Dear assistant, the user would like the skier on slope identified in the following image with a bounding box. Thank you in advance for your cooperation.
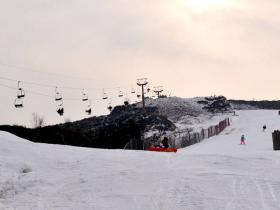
[263,125,267,132]
[240,134,246,145]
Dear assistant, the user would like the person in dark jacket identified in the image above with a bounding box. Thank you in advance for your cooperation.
[240,134,246,145]
[263,125,267,132]
[161,137,169,149]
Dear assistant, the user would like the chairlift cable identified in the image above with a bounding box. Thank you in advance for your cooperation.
[0,75,133,91]
[0,82,98,101]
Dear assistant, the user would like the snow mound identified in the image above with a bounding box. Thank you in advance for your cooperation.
[145,97,208,121]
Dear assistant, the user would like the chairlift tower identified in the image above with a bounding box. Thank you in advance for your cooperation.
[153,86,163,98]
[137,78,148,112]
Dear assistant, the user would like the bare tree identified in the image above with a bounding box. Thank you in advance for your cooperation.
[32,113,45,128]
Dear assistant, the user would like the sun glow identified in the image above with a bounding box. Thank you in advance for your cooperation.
[182,0,234,12]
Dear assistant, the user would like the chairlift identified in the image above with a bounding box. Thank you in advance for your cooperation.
[108,102,113,112]
[82,89,88,101]
[124,98,129,106]
[147,86,151,93]
[118,90,123,98]
[124,101,129,106]
[137,92,141,98]
[17,81,25,98]
[131,88,136,94]
[57,105,64,116]
[102,91,108,100]
[85,101,92,115]
[56,100,64,116]
[85,106,92,115]
[55,87,63,101]
[14,98,23,108]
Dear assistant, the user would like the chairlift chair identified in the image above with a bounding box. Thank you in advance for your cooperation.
[124,101,129,106]
[85,106,92,115]
[118,91,123,98]
[56,100,64,116]
[85,100,92,115]
[17,88,25,98]
[17,81,25,98]
[102,89,108,100]
[57,108,64,116]
[102,92,108,100]
[55,87,63,101]
[131,88,136,94]
[57,106,64,116]
[14,98,23,108]
[147,86,151,93]
[82,89,88,101]
[108,102,113,112]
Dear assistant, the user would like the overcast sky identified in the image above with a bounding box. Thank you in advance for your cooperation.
[0,0,279,126]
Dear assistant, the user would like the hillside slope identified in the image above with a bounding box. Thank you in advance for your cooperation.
[144,96,231,133]
[1,110,280,210]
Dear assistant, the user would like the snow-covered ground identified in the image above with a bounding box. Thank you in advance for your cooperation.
[1,110,280,210]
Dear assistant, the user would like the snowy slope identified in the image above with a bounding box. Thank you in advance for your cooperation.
[1,110,280,210]
[143,97,231,132]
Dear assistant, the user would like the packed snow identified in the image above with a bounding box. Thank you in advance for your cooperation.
[1,110,280,210]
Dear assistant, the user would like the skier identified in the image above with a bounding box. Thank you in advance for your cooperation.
[161,137,169,149]
[263,125,267,132]
[240,134,246,145]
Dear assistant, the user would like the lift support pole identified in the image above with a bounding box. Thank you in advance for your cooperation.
[137,78,148,112]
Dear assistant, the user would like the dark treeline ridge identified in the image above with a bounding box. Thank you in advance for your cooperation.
[0,105,175,149]
[229,100,280,110]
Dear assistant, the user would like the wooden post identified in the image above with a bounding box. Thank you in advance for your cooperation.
[272,130,280,150]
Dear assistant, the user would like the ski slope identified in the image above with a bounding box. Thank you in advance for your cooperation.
[1,110,280,210]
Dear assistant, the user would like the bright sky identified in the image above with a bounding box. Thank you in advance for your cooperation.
[0,0,279,126]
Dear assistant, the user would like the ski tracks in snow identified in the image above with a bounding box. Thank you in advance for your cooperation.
[225,173,280,210]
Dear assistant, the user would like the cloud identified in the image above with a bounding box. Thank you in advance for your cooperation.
[0,0,280,125]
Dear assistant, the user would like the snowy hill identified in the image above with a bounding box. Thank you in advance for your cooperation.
[145,97,209,121]
[0,96,231,150]
[1,110,280,210]
[143,96,231,132]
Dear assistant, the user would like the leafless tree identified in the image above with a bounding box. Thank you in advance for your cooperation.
[32,113,45,128]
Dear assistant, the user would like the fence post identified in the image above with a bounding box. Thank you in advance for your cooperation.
[272,130,280,150]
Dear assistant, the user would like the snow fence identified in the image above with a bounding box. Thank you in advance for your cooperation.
[125,118,230,150]
[175,118,230,149]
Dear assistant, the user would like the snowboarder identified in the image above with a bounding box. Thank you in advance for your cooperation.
[263,125,267,132]
[240,134,246,145]
[161,137,169,149]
